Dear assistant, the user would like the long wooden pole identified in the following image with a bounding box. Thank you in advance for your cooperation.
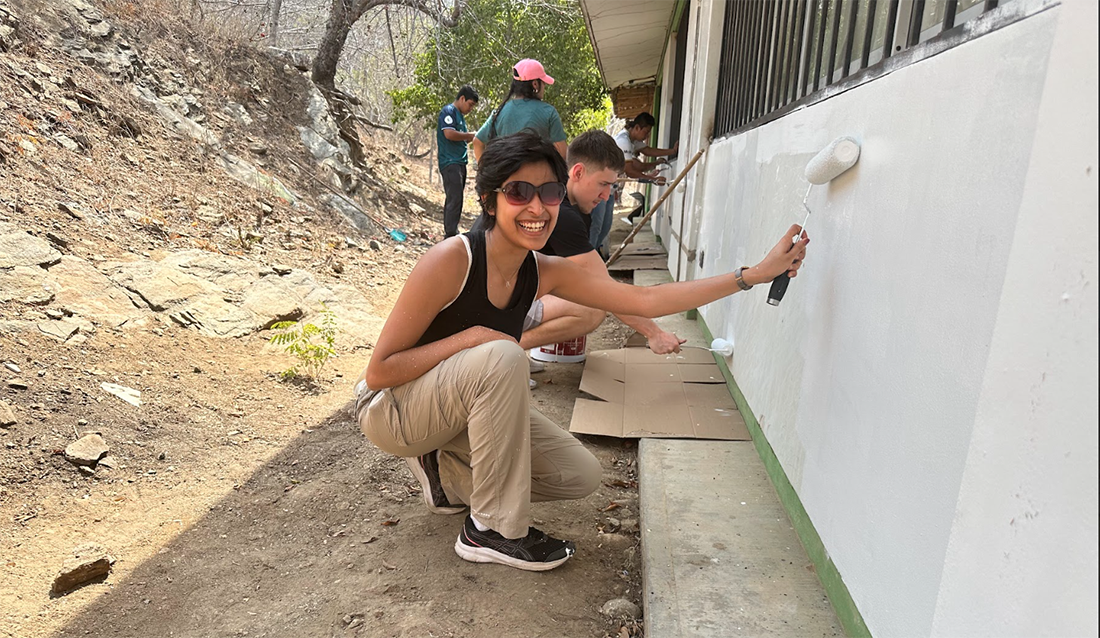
[605,147,706,266]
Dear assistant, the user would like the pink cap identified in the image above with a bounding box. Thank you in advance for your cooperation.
[513,59,554,85]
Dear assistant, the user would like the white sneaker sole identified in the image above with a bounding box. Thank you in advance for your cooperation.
[405,457,466,515]
[454,536,572,571]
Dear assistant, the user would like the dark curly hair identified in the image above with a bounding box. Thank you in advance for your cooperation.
[474,131,568,230]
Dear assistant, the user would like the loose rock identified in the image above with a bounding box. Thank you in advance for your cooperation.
[51,544,114,595]
[0,401,15,427]
[101,382,141,407]
[600,598,641,619]
[65,433,109,466]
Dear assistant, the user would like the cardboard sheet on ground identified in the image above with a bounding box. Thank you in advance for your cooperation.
[569,348,750,440]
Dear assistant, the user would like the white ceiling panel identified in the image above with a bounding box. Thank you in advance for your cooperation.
[580,0,677,89]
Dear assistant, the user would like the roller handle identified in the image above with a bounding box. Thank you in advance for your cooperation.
[767,272,791,306]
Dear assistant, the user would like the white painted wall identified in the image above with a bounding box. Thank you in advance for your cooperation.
[666,3,1098,636]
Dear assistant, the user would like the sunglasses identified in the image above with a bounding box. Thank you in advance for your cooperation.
[494,181,567,206]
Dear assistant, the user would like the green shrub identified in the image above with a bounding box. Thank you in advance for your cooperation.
[269,307,337,381]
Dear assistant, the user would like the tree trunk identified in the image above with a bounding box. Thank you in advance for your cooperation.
[268,0,284,47]
[311,0,364,90]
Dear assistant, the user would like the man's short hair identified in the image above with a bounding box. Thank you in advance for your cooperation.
[456,85,479,103]
[567,130,624,173]
[628,112,655,129]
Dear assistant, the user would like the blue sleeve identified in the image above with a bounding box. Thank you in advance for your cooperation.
[438,106,457,131]
[475,115,492,143]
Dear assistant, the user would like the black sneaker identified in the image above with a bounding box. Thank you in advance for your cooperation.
[405,452,466,515]
[454,515,576,571]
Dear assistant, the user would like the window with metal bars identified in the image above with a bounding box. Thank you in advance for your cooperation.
[713,0,1006,137]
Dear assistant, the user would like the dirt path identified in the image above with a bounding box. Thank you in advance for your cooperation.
[2,265,644,638]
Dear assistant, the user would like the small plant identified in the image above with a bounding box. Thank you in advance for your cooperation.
[269,307,337,382]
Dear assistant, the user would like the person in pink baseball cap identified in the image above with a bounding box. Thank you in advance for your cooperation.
[473,58,568,162]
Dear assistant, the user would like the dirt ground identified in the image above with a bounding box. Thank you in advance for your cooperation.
[1,2,649,633]
[2,307,644,638]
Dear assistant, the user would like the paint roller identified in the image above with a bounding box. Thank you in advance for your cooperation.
[767,136,861,306]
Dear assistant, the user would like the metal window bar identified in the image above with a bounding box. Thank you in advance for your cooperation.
[753,0,777,121]
[771,0,794,112]
[788,0,810,104]
[907,0,926,47]
[801,0,820,95]
[942,0,959,29]
[783,0,809,106]
[730,0,756,128]
[713,0,1005,136]
[881,0,900,58]
[734,0,752,127]
[812,0,831,91]
[861,0,879,67]
[841,0,860,77]
[826,0,844,85]
[716,0,736,135]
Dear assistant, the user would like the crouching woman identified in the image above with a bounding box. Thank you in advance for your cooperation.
[357,131,808,572]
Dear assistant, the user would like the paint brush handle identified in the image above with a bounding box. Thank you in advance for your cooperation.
[767,272,791,306]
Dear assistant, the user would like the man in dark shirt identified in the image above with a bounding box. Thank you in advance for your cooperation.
[437,85,479,238]
[519,131,685,355]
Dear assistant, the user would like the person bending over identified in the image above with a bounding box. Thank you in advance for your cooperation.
[355,131,808,572]
[516,130,687,356]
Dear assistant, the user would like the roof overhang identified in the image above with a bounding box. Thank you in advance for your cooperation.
[580,0,678,91]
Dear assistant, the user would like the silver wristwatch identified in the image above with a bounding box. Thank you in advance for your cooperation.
[734,266,753,291]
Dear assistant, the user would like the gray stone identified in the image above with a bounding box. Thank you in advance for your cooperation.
[0,265,55,304]
[37,318,81,342]
[0,222,62,268]
[45,308,65,320]
[0,401,15,427]
[49,256,139,328]
[241,278,302,328]
[55,134,80,152]
[369,240,381,251]
[88,20,112,38]
[600,598,641,619]
[101,382,140,407]
[57,201,84,220]
[3,363,19,373]
[51,543,113,594]
[98,455,118,468]
[108,261,218,311]
[65,433,109,466]
[7,378,28,389]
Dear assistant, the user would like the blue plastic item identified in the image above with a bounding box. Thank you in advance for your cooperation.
[387,229,407,242]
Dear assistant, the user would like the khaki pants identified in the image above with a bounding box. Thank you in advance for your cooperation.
[358,340,602,539]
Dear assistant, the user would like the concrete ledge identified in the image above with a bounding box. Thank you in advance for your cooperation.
[632,271,843,637]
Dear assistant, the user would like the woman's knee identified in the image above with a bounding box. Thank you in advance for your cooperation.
[467,339,527,380]
[564,447,603,498]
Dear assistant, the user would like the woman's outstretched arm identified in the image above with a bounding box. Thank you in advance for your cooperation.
[365,239,516,390]
[539,225,809,318]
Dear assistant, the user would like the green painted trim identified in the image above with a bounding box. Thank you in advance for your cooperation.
[698,316,873,638]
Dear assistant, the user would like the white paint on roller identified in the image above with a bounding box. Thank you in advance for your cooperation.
[804,136,862,185]
[708,338,734,357]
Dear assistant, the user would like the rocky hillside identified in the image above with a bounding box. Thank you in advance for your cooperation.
[2,1,450,628]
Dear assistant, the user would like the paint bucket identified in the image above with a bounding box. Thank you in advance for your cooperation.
[530,335,587,363]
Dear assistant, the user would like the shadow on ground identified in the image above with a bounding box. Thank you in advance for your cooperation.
[50,399,636,638]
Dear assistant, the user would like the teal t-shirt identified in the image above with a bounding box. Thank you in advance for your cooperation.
[437,103,468,169]
[475,99,567,145]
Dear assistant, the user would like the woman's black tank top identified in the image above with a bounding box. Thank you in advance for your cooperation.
[414,230,539,347]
